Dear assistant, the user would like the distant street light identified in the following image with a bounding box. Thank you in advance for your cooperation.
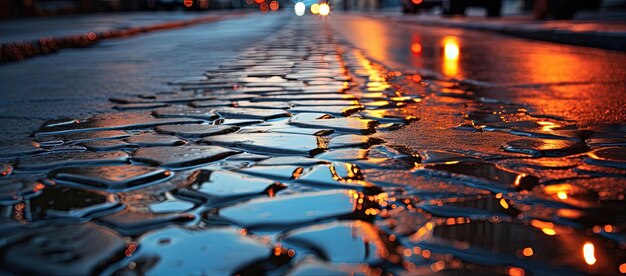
[319,3,330,15]
[310,3,320,14]
[294,2,306,16]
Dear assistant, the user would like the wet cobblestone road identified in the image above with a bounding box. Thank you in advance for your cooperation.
[1,16,625,275]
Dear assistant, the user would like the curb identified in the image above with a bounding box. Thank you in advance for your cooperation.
[0,12,247,64]
[387,15,626,52]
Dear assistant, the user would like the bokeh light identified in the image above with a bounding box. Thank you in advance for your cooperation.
[269,0,279,10]
[443,36,460,60]
[310,3,320,14]
[583,242,597,265]
[260,3,269,12]
[410,42,422,54]
[319,3,330,16]
[294,2,305,16]
[442,36,460,77]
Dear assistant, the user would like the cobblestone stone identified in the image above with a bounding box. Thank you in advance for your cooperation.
[0,16,625,276]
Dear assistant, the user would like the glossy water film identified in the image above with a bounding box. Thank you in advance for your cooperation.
[0,16,625,276]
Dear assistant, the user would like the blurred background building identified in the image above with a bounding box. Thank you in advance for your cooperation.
[0,0,625,19]
[0,0,259,18]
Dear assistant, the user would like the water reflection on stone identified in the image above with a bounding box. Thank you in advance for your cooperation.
[0,16,625,276]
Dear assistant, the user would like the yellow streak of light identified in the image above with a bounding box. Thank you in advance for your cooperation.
[531,220,557,235]
[442,36,460,77]
[500,199,510,209]
[443,37,460,60]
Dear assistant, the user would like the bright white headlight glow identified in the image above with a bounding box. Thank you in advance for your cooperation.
[319,3,330,16]
[294,2,305,16]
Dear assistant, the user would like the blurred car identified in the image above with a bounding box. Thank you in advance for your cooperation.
[528,0,604,20]
[402,0,442,14]
[140,0,178,10]
[442,0,502,17]
[545,0,584,19]
[182,0,230,10]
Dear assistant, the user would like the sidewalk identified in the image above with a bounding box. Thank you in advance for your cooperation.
[368,10,626,51]
[0,11,247,63]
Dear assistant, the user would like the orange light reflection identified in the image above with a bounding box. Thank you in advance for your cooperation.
[442,36,460,78]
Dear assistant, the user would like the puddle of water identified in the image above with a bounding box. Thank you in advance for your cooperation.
[503,138,588,157]
[410,219,626,275]
[98,209,194,236]
[417,161,540,192]
[421,196,520,220]
[155,124,238,138]
[179,170,285,199]
[81,139,137,151]
[286,258,373,275]
[125,132,186,147]
[280,220,401,264]
[219,190,365,229]
[153,106,219,121]
[215,107,291,121]
[49,165,172,192]
[585,147,626,169]
[0,223,126,275]
[295,162,381,193]
[16,151,129,171]
[28,183,121,220]
[202,133,327,157]
[117,227,283,275]
[35,112,203,135]
[131,145,240,168]
[0,178,40,205]
[189,100,232,108]
[328,134,384,149]
[289,105,363,117]
[239,165,305,181]
[288,117,379,135]
[35,130,131,146]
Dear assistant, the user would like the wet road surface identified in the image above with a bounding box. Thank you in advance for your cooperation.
[1,11,626,275]
[0,13,288,141]
[332,14,626,124]
[0,11,237,44]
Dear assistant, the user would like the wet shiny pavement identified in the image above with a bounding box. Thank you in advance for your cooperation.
[333,14,626,125]
[1,13,626,276]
